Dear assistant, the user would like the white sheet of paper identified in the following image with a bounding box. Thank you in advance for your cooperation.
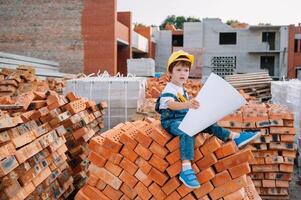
[179,73,247,136]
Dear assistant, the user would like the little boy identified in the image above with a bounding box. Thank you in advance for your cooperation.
[156,50,260,189]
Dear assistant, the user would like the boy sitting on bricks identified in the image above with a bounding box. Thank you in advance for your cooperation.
[155,50,260,189]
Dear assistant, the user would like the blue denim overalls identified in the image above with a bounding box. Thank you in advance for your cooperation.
[157,91,231,161]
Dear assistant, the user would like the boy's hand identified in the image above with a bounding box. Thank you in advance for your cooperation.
[186,98,200,109]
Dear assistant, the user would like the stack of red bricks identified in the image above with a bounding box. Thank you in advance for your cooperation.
[0,66,69,97]
[46,77,66,94]
[75,118,261,200]
[218,102,296,200]
[0,91,105,199]
[146,74,202,98]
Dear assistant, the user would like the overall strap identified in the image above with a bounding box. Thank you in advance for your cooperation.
[160,92,179,101]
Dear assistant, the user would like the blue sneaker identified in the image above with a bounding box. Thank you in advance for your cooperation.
[234,131,260,148]
[179,169,200,189]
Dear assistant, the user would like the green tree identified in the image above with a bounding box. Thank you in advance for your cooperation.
[160,15,200,30]
[226,19,240,26]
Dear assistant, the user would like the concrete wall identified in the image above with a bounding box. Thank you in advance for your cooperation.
[154,30,172,72]
[0,0,84,73]
[184,22,203,48]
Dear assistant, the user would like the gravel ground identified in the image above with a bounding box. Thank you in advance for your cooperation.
[289,166,301,200]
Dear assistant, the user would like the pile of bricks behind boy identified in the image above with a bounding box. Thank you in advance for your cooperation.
[0,90,105,200]
[0,66,65,97]
[218,102,296,200]
[75,117,262,200]
[145,74,202,98]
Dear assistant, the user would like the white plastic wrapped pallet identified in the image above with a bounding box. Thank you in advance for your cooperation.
[63,73,146,130]
[127,58,155,77]
[271,80,301,182]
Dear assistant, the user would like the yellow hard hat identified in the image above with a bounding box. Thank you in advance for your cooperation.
[167,50,194,72]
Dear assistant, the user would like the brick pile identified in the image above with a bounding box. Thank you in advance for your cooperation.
[0,66,67,97]
[0,91,105,200]
[218,102,296,200]
[146,74,202,98]
[75,118,261,200]
[46,77,66,94]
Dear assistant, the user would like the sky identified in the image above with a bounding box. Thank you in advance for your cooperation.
[117,0,301,26]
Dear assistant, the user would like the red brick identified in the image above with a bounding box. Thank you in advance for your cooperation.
[88,136,113,159]
[280,134,295,142]
[134,169,152,187]
[87,174,99,187]
[89,164,122,190]
[134,182,152,200]
[166,137,180,152]
[120,133,138,149]
[165,191,181,200]
[223,188,246,200]
[200,136,221,156]
[88,151,106,168]
[0,156,19,177]
[134,144,152,161]
[282,150,296,158]
[279,163,294,172]
[148,182,167,200]
[103,131,123,153]
[120,158,138,175]
[276,180,289,187]
[209,175,248,200]
[105,160,123,176]
[249,172,264,180]
[119,170,138,188]
[121,146,138,162]
[108,153,123,165]
[0,142,16,160]
[103,185,123,200]
[149,141,169,159]
[262,180,276,187]
[176,184,193,197]
[182,194,196,200]
[96,179,107,191]
[149,167,168,186]
[194,148,204,161]
[264,172,292,181]
[135,127,153,148]
[81,185,110,200]
[196,167,215,184]
[193,181,214,199]
[252,164,279,172]
[214,149,254,172]
[149,154,169,172]
[214,141,238,159]
[75,190,90,200]
[135,157,152,174]
[64,99,86,114]
[149,124,171,146]
[228,162,251,179]
[211,170,232,187]
[166,160,182,178]
[166,149,180,165]
[196,153,217,170]
[120,183,137,199]
[194,134,206,148]
[162,177,181,195]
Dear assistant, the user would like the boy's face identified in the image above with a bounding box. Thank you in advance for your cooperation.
[170,63,190,85]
